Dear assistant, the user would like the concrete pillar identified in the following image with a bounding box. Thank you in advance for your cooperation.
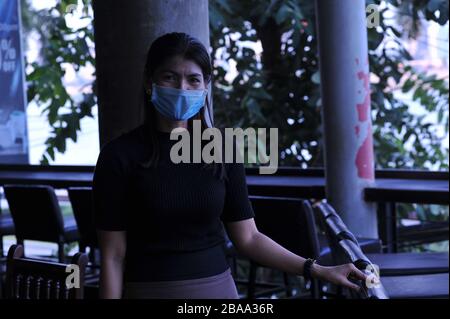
[93,0,211,147]
[315,0,378,237]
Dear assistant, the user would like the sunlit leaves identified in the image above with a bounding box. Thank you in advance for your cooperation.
[21,0,96,165]
[210,0,448,171]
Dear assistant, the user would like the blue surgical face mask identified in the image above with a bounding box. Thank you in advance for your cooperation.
[151,84,207,121]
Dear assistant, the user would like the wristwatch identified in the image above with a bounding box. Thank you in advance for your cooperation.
[303,258,316,281]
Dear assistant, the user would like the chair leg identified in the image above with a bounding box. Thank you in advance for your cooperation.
[336,285,343,298]
[247,262,257,299]
[0,235,4,257]
[283,272,292,297]
[311,278,321,299]
[58,242,65,263]
[88,247,96,265]
[228,255,239,278]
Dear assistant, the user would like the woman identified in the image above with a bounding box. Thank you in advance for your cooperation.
[93,32,366,299]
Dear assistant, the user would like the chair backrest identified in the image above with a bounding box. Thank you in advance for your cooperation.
[67,187,97,249]
[6,245,88,299]
[314,201,390,299]
[4,185,65,243]
[249,196,321,259]
[325,215,359,244]
[315,201,338,220]
[314,201,361,261]
[313,202,344,264]
[338,239,371,269]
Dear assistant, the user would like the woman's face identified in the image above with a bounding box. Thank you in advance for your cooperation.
[152,55,207,91]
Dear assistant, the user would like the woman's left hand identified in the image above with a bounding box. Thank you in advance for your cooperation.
[312,263,368,292]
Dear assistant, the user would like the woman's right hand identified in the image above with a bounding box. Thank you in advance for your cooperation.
[312,263,368,292]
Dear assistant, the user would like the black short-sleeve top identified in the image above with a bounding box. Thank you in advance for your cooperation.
[93,123,255,282]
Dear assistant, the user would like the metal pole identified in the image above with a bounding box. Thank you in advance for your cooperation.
[93,0,210,147]
[315,0,378,237]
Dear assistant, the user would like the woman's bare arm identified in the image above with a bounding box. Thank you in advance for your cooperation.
[98,230,127,299]
[225,218,366,291]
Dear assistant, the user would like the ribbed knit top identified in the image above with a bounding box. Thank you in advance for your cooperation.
[93,123,255,282]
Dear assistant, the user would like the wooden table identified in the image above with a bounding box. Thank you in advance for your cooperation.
[1,166,447,204]
[1,165,448,252]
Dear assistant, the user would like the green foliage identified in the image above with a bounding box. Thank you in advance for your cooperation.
[210,0,321,167]
[385,0,449,37]
[209,0,449,170]
[369,0,449,170]
[21,0,95,164]
[21,0,448,170]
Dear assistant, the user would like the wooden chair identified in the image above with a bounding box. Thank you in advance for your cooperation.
[3,184,80,262]
[5,245,88,299]
[314,201,382,254]
[314,201,449,298]
[67,187,98,261]
[0,190,15,257]
[0,191,15,298]
[244,196,321,299]
[338,239,449,299]
[66,187,100,296]
[316,201,449,276]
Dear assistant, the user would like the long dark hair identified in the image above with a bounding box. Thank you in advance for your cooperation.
[140,32,226,181]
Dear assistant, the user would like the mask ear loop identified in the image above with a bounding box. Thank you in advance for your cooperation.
[204,82,214,128]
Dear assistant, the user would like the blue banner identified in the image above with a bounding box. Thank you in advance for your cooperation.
[0,0,28,163]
